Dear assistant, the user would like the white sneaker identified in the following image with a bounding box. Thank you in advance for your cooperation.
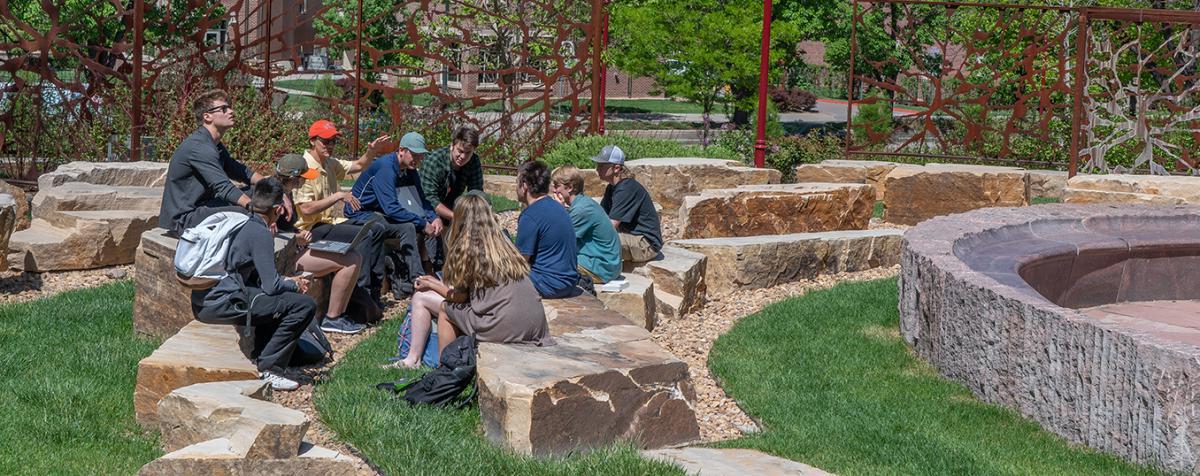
[260,370,299,391]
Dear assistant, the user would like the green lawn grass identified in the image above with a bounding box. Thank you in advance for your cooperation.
[312,318,683,475]
[489,193,520,213]
[606,99,705,114]
[1031,196,1061,205]
[872,201,885,219]
[0,281,162,475]
[708,278,1158,475]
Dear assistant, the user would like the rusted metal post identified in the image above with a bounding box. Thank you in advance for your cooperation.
[588,0,604,134]
[264,0,272,98]
[132,0,144,162]
[599,0,609,136]
[845,0,860,159]
[1069,9,1089,178]
[352,0,363,157]
[753,0,772,168]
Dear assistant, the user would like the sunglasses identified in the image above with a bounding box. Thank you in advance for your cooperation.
[318,137,338,146]
[205,104,232,114]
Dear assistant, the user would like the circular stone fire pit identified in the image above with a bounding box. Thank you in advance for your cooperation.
[899,204,1200,473]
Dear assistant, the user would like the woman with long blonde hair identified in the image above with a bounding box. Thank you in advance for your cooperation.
[398,192,551,367]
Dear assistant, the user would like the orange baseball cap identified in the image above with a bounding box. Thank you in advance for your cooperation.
[308,119,340,140]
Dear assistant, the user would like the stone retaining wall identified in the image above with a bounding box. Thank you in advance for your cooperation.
[678,183,873,239]
[1064,174,1200,205]
[899,204,1200,473]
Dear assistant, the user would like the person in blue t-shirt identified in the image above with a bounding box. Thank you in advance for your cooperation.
[550,165,621,284]
[344,132,443,298]
[514,160,580,299]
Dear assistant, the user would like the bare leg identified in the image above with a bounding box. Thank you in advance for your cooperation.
[296,250,361,318]
[437,302,460,353]
[402,290,443,367]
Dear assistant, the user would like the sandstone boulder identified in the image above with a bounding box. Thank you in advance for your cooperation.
[595,273,656,330]
[1063,174,1200,205]
[31,182,161,214]
[794,159,907,197]
[623,158,780,212]
[0,194,14,269]
[9,211,158,271]
[645,246,706,317]
[38,160,168,189]
[0,180,30,230]
[477,294,699,456]
[882,164,1028,225]
[139,440,372,476]
[484,174,518,201]
[134,228,298,339]
[135,321,259,428]
[1027,170,1068,199]
[672,229,904,297]
[679,183,874,239]
[158,380,308,459]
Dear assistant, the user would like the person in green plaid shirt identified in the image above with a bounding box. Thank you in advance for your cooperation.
[419,125,484,269]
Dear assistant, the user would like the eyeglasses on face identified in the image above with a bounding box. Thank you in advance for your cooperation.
[318,137,338,146]
[205,104,232,114]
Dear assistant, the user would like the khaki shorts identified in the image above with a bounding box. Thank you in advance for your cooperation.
[619,232,658,263]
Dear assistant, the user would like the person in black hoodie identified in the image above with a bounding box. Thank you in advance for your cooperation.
[192,178,314,391]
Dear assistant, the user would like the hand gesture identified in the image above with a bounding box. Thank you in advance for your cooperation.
[424,218,444,237]
[340,191,362,212]
[291,275,311,293]
[550,191,566,207]
[366,135,395,158]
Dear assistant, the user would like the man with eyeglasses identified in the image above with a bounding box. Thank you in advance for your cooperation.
[289,119,395,321]
[160,89,266,235]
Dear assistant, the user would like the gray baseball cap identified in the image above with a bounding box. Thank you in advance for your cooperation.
[398,131,428,154]
[590,145,626,165]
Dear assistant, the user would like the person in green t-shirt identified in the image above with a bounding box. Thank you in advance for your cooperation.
[550,165,622,283]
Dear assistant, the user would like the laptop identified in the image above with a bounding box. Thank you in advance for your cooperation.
[395,184,426,216]
[308,216,380,254]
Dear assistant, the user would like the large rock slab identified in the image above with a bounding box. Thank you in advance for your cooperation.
[158,380,308,459]
[134,321,259,428]
[679,183,874,239]
[477,294,699,456]
[38,160,168,189]
[1027,170,1068,199]
[624,158,780,212]
[139,440,372,476]
[0,194,14,269]
[1063,174,1200,205]
[882,164,1029,225]
[644,447,832,475]
[484,174,518,201]
[794,159,908,197]
[0,180,30,230]
[31,182,162,214]
[672,229,904,297]
[645,246,706,317]
[595,273,656,330]
[134,228,297,339]
[8,211,158,271]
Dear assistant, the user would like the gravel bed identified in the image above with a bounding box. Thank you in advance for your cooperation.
[0,265,133,304]
[651,265,901,442]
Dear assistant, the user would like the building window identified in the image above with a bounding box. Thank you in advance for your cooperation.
[205,20,229,52]
[477,46,504,87]
[445,43,461,84]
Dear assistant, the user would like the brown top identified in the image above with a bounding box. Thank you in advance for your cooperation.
[444,276,553,346]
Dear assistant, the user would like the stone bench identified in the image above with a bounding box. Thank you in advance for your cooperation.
[1063,174,1200,205]
[477,294,700,456]
[672,229,904,297]
[796,159,1067,201]
[678,183,874,239]
[134,321,260,428]
[882,164,1030,225]
[140,380,369,475]
[595,273,656,330]
[134,228,298,339]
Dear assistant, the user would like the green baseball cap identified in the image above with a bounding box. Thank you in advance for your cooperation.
[398,132,428,154]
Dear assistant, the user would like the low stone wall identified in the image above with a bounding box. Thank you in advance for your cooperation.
[672,229,903,298]
[477,294,699,455]
[627,158,780,212]
[899,204,1200,473]
[134,228,297,339]
[37,160,168,189]
[795,160,1067,201]
[1063,174,1200,205]
[678,183,873,239]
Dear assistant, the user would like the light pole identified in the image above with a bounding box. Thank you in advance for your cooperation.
[753,0,772,169]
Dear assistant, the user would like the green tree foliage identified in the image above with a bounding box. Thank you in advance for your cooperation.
[608,0,797,143]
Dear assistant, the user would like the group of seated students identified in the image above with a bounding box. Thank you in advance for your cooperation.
[164,90,662,390]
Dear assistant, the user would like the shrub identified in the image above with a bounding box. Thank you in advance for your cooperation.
[850,94,894,145]
[538,134,736,170]
[770,86,817,112]
[768,132,844,182]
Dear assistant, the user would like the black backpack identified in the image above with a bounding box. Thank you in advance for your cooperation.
[377,335,477,408]
[291,317,333,366]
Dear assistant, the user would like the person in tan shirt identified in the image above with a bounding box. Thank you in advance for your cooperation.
[291,119,394,323]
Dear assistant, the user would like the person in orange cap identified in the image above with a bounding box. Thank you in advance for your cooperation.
[292,120,394,326]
